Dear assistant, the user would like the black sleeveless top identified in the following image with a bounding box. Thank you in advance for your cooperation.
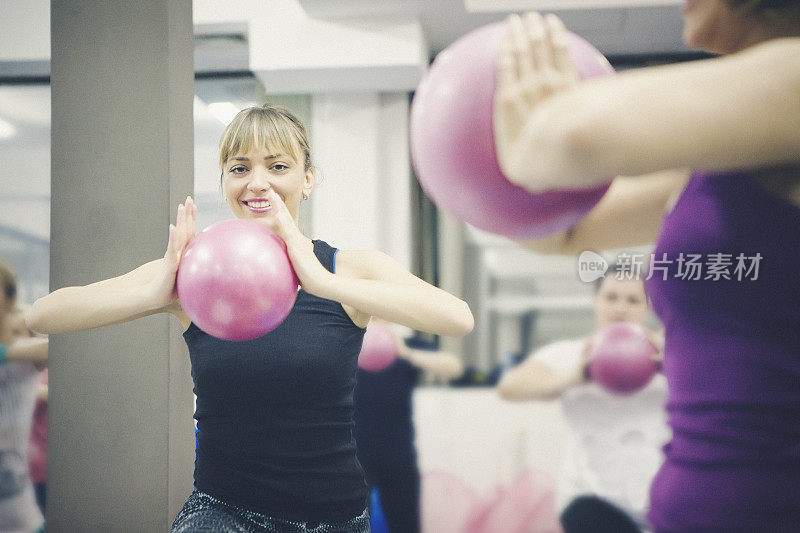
[184,239,369,522]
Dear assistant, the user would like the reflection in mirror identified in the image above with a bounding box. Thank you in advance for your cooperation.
[0,82,50,532]
[0,8,697,529]
[0,84,50,304]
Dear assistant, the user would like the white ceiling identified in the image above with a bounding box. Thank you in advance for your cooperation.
[298,0,692,57]
[0,0,696,244]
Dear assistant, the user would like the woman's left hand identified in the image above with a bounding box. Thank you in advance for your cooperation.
[494,12,579,191]
[263,189,331,294]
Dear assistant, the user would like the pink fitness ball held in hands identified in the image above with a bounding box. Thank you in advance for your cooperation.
[177,219,299,341]
[410,22,614,239]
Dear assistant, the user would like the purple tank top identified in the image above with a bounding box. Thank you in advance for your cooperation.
[645,170,800,532]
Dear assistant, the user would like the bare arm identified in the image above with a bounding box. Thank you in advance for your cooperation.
[497,15,800,191]
[322,249,474,337]
[517,169,689,255]
[5,337,49,365]
[497,348,585,401]
[398,341,464,381]
[26,260,170,334]
[26,198,197,334]
[262,189,474,337]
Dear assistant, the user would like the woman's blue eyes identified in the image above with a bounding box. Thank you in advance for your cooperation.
[228,164,289,174]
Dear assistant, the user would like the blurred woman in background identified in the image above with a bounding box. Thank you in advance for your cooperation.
[0,261,48,533]
[498,266,668,532]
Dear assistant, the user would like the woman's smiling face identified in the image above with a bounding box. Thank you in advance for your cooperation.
[222,143,313,223]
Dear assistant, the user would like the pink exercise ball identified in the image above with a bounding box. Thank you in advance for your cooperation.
[177,219,299,341]
[358,321,398,372]
[587,322,659,395]
[409,22,614,239]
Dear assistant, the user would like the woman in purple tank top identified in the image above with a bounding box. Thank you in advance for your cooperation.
[492,2,800,532]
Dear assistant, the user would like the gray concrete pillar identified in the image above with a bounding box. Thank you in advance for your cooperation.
[49,1,194,530]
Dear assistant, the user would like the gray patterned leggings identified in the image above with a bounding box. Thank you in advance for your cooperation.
[171,490,370,533]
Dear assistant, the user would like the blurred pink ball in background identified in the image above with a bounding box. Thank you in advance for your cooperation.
[588,322,659,395]
[358,320,398,372]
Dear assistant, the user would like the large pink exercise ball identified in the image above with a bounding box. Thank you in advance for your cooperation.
[176,219,299,341]
[409,22,614,239]
[587,322,659,395]
[358,320,398,372]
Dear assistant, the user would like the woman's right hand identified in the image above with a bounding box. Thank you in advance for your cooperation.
[26,196,198,335]
[261,189,332,296]
[147,196,197,308]
[494,12,580,191]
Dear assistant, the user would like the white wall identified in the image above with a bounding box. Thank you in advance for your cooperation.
[310,92,412,269]
[0,0,50,62]
[415,388,566,495]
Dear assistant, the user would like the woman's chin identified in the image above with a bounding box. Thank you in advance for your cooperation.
[239,207,273,218]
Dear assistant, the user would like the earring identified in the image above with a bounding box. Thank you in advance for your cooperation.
[302,192,310,201]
